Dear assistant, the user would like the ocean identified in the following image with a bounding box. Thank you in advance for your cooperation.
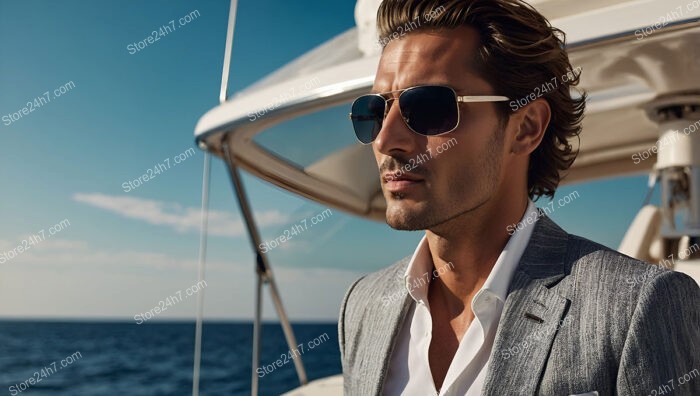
[0,321,341,395]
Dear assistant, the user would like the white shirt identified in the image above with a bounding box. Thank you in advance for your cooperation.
[383,200,539,396]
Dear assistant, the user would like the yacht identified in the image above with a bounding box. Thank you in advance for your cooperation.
[191,0,700,393]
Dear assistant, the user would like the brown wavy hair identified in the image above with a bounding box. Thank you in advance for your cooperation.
[377,0,586,199]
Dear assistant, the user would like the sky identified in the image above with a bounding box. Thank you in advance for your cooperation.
[0,0,659,322]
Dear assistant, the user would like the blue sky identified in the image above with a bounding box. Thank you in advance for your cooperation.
[0,0,657,321]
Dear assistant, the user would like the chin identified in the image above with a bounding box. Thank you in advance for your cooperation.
[385,201,434,231]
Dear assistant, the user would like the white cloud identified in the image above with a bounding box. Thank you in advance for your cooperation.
[72,193,290,237]
[1,237,230,272]
[0,237,364,321]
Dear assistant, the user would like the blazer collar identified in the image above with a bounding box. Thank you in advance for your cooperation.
[482,214,571,395]
[516,211,569,284]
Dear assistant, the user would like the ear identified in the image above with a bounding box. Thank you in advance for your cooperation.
[509,98,551,156]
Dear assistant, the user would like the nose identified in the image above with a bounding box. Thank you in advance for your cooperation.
[373,98,419,156]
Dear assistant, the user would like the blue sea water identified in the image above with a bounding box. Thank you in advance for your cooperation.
[0,321,341,395]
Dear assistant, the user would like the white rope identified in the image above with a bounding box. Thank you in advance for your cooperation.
[192,152,211,396]
[193,0,238,392]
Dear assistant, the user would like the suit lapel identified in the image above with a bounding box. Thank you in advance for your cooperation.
[362,267,414,396]
[482,215,572,395]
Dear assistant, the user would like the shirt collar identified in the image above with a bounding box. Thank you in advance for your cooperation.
[404,234,433,306]
[479,199,539,305]
[402,200,539,309]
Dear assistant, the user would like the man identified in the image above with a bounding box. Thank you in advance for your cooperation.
[339,0,700,395]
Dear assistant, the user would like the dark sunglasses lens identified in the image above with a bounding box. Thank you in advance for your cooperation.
[399,86,458,135]
[351,95,385,143]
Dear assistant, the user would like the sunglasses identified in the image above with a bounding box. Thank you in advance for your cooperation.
[349,85,509,144]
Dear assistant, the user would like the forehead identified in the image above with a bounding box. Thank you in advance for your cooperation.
[373,26,489,93]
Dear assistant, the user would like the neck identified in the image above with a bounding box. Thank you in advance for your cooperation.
[425,195,529,313]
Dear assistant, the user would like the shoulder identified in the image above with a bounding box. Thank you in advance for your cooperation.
[566,233,652,276]
[556,229,699,329]
[338,256,412,364]
[564,232,696,292]
[527,216,698,320]
[520,215,666,291]
[341,255,410,314]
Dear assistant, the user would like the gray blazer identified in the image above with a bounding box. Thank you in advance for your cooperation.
[338,214,700,395]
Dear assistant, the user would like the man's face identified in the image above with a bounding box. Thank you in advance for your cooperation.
[372,26,508,231]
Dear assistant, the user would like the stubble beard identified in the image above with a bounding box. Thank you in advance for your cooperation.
[385,126,504,231]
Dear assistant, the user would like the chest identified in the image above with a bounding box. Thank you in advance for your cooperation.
[428,306,475,390]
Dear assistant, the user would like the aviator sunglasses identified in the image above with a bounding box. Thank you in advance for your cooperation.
[349,85,509,144]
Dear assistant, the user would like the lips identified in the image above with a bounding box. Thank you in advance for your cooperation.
[382,172,424,193]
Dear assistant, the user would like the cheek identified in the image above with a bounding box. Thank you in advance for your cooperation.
[423,146,471,191]
[427,137,472,170]
[372,147,383,167]
[425,130,500,183]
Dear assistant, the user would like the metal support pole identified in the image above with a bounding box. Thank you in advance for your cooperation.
[252,271,263,396]
[222,143,308,395]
